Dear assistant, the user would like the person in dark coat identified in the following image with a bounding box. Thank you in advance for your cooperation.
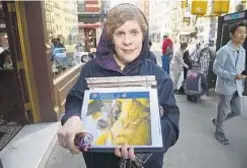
[58,3,179,168]
[177,50,192,94]
[183,50,192,79]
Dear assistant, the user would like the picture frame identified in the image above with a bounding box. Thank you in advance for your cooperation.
[80,86,163,153]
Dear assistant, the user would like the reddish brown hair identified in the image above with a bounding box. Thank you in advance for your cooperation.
[104,3,148,40]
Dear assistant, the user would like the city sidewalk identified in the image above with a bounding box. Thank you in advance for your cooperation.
[45,95,247,168]
[0,122,60,168]
[164,95,247,168]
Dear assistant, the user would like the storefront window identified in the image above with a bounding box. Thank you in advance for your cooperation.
[0,1,29,125]
[44,1,86,79]
[0,4,12,71]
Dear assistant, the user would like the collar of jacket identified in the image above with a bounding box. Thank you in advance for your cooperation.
[227,40,245,53]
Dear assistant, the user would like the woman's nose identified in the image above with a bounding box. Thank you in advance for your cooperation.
[123,35,132,45]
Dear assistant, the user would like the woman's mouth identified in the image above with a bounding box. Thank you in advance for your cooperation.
[123,49,134,53]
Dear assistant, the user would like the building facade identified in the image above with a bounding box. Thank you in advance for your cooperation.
[45,0,79,45]
[137,0,149,20]
[149,1,196,49]
[78,0,110,51]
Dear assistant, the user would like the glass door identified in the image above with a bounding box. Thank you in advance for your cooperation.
[0,1,30,124]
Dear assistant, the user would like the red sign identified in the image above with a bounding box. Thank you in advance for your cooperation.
[85,0,99,12]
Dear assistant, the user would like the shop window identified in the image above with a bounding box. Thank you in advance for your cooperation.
[44,2,83,79]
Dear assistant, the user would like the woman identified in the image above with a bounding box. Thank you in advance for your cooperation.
[58,3,179,168]
[170,42,189,93]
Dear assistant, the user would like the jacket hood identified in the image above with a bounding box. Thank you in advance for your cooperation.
[95,3,149,72]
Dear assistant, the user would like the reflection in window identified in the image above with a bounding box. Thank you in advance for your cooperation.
[44,1,86,78]
[0,4,12,71]
[0,49,13,70]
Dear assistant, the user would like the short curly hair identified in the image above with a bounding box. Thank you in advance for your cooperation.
[104,3,148,40]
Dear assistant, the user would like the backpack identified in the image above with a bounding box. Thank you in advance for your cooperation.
[165,43,173,56]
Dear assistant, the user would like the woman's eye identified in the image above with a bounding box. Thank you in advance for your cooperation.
[116,32,124,37]
[131,31,138,36]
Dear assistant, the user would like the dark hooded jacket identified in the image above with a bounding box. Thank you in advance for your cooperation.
[148,50,157,64]
[61,15,179,168]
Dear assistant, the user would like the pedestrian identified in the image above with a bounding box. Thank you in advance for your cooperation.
[184,63,208,103]
[162,34,173,74]
[170,42,189,93]
[183,50,193,79]
[177,49,193,94]
[148,39,157,64]
[191,42,201,63]
[57,37,65,48]
[212,22,247,145]
[197,44,215,78]
[58,3,179,168]
[0,49,12,70]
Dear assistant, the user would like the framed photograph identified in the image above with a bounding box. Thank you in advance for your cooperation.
[80,87,163,153]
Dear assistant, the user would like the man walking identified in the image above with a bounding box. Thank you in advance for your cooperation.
[212,22,247,145]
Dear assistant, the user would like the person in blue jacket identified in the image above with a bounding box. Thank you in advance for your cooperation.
[58,3,179,168]
[212,22,247,145]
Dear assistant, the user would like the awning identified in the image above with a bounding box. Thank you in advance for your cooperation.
[78,23,101,28]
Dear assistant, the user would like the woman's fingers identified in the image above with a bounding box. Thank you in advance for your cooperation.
[128,147,135,160]
[66,133,81,155]
[114,145,135,160]
[57,116,83,155]
[114,146,122,157]
[121,145,129,159]
[57,129,68,148]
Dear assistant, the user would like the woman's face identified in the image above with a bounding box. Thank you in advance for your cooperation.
[113,20,143,66]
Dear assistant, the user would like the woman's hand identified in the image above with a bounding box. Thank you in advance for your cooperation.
[114,145,136,160]
[58,116,83,155]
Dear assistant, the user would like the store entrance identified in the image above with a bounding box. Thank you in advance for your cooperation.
[0,1,30,150]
